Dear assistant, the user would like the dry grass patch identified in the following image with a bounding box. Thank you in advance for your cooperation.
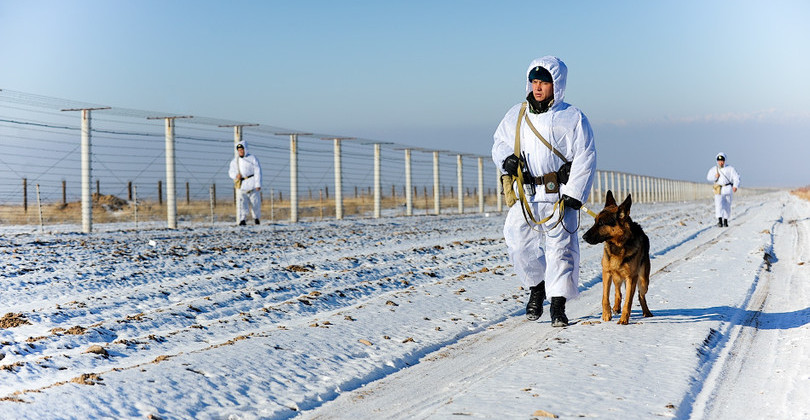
[1,192,502,226]
[791,186,810,202]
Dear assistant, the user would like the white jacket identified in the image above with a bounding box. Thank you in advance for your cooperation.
[706,165,740,195]
[492,56,597,204]
[229,141,262,192]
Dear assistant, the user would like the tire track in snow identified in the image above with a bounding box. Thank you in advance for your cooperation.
[687,195,810,419]
[295,196,778,419]
[0,217,510,399]
[671,198,783,419]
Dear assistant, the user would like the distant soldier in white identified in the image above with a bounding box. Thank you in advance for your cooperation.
[492,56,597,327]
[229,141,262,226]
[706,152,740,227]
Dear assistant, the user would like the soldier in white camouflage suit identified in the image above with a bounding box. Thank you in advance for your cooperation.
[492,56,597,327]
[229,141,262,226]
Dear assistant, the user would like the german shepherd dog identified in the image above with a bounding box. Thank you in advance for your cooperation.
[583,190,653,324]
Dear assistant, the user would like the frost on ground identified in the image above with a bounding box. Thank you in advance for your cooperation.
[0,192,808,419]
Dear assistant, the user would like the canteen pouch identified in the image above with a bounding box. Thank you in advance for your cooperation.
[713,184,722,195]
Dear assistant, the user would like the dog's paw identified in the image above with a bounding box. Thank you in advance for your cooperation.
[601,313,612,322]
[617,317,629,325]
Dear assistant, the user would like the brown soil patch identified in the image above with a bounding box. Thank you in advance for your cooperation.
[0,395,28,403]
[0,313,31,329]
[153,355,171,363]
[84,345,108,357]
[71,373,102,385]
[65,325,87,335]
[50,325,87,335]
[286,265,311,272]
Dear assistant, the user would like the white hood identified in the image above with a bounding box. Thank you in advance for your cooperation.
[525,56,567,109]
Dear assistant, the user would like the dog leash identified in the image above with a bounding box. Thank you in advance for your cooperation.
[581,204,597,219]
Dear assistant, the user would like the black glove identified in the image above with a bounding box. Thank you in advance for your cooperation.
[562,194,582,210]
[502,155,520,177]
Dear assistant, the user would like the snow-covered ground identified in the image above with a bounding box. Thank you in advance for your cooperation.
[1,191,808,419]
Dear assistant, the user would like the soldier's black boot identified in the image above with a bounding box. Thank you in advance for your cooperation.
[717,217,723,227]
[550,296,569,327]
[723,219,728,227]
[525,281,546,321]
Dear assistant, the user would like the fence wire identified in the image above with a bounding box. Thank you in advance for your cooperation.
[1,88,748,229]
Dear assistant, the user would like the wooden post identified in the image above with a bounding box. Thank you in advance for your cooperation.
[319,189,324,219]
[209,185,215,225]
[22,177,27,213]
[36,184,43,231]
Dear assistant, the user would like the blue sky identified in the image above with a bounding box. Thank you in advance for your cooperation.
[1,0,809,187]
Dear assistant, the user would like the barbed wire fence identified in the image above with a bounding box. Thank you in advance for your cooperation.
[0,89,748,233]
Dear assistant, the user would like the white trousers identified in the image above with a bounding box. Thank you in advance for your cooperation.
[713,193,732,219]
[237,189,262,222]
[503,202,581,300]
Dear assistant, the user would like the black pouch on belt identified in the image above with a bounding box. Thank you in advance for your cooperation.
[557,162,572,185]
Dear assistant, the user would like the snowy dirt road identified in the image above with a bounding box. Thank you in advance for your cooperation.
[1,192,807,419]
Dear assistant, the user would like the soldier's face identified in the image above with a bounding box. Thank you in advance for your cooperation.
[531,79,553,102]
[237,147,245,157]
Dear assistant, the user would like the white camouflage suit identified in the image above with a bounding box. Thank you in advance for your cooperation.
[228,141,262,223]
[491,56,597,300]
[706,152,741,220]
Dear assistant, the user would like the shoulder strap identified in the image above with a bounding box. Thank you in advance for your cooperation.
[523,112,569,163]
[513,102,527,157]
[716,165,730,184]
[512,102,557,226]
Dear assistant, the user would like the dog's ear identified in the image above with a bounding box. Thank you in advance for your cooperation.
[605,190,616,207]
[618,193,632,219]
